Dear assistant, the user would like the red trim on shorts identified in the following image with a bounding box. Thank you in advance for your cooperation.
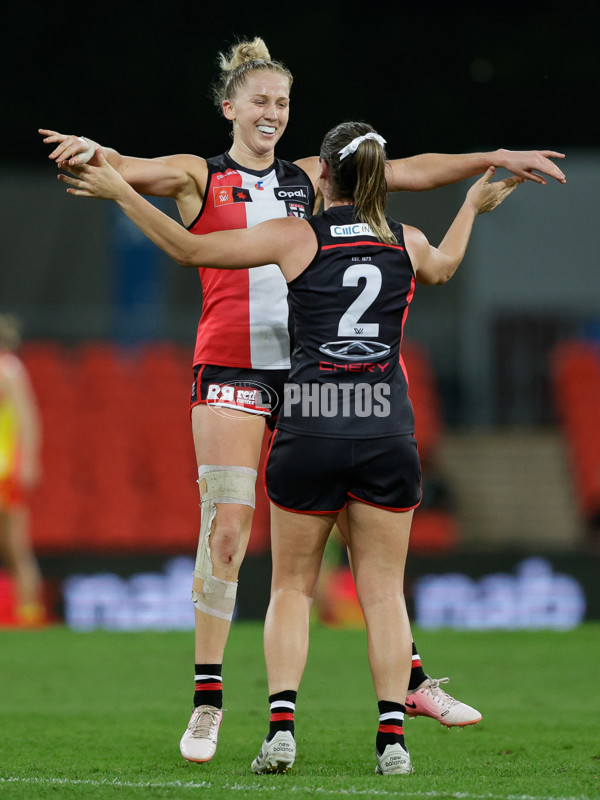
[266,428,420,515]
[267,496,346,515]
[190,364,206,416]
[346,491,422,513]
[190,398,205,415]
[378,724,404,735]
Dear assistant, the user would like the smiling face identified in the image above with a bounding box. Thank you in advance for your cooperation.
[223,70,290,162]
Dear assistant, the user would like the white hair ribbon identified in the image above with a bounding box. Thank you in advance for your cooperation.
[338,132,387,160]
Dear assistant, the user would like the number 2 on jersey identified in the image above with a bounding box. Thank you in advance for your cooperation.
[337,263,381,337]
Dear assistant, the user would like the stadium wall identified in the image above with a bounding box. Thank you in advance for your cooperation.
[3,151,599,424]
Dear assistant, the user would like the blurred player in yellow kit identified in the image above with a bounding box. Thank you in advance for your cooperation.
[0,314,45,625]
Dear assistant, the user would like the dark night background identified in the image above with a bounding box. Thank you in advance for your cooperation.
[6,1,597,167]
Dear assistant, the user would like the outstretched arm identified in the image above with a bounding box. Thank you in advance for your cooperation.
[406,166,522,284]
[387,148,566,192]
[38,128,206,219]
[56,149,313,279]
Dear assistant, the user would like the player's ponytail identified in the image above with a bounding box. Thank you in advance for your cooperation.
[320,122,396,246]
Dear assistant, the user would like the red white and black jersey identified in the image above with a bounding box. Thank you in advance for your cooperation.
[189,153,315,370]
[277,206,417,439]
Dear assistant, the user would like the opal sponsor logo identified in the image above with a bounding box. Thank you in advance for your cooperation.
[274,185,310,204]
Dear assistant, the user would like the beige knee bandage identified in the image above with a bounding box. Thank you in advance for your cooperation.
[191,464,257,621]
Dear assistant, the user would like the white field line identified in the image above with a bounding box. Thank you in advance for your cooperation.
[0,775,593,800]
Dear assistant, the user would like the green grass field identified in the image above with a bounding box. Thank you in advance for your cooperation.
[1,622,598,799]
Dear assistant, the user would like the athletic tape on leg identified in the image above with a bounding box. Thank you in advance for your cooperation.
[192,465,257,620]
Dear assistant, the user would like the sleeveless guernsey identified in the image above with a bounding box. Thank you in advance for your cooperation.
[277,206,417,438]
[188,153,315,370]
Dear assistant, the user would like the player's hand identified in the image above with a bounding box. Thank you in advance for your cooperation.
[495,148,566,185]
[466,166,523,214]
[57,148,127,200]
[39,128,98,168]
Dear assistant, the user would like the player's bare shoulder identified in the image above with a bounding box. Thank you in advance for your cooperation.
[293,156,320,191]
[160,153,209,195]
[144,153,209,225]
[401,223,431,275]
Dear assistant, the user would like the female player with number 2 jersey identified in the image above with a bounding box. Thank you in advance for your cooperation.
[41,35,564,762]
[55,117,522,775]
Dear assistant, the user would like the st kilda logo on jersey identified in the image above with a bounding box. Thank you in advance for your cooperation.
[287,203,307,219]
[274,185,310,219]
[318,340,392,361]
[213,186,253,206]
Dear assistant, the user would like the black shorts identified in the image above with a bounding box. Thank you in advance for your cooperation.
[265,429,422,513]
[191,365,288,429]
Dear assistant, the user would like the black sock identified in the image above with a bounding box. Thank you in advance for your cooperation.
[376,700,406,755]
[408,641,428,690]
[194,663,223,709]
[266,690,297,741]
